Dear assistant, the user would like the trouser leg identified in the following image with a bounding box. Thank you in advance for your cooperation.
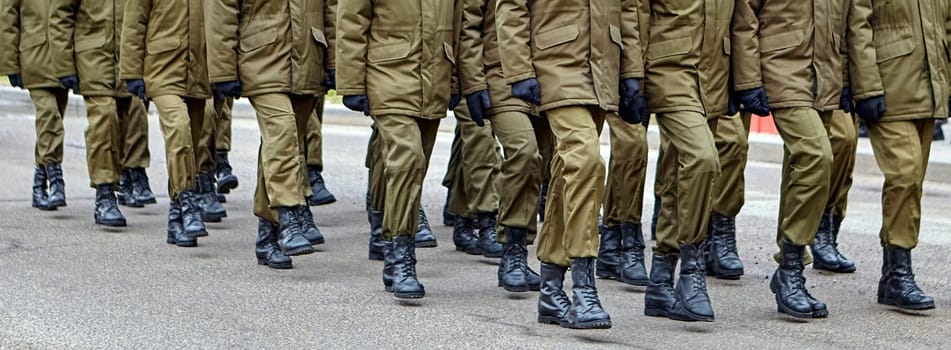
[603,114,648,226]
[29,88,67,166]
[456,99,501,216]
[711,112,751,217]
[491,110,542,243]
[825,110,858,217]
[119,96,151,169]
[215,97,234,152]
[306,94,325,170]
[374,114,440,239]
[82,96,121,187]
[367,124,387,211]
[153,95,205,199]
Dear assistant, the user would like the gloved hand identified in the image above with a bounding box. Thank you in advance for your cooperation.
[511,78,541,105]
[125,79,146,100]
[323,69,336,89]
[855,96,885,124]
[343,94,370,116]
[839,87,853,113]
[8,73,23,89]
[449,94,461,111]
[465,90,491,127]
[59,75,79,93]
[213,80,242,100]
[736,87,770,117]
[726,88,739,116]
[619,78,649,126]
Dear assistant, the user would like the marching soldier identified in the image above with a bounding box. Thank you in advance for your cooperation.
[120,0,210,246]
[214,97,239,203]
[0,0,69,211]
[206,0,336,268]
[305,95,339,206]
[497,0,644,329]
[847,0,949,310]
[116,102,157,208]
[193,97,228,222]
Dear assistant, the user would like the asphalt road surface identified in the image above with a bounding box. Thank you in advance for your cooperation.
[1,105,950,349]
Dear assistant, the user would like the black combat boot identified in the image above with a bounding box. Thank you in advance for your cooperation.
[878,246,935,310]
[307,165,337,206]
[415,207,437,248]
[277,206,315,256]
[474,212,503,258]
[45,163,66,208]
[618,223,649,286]
[382,240,395,291]
[166,201,195,247]
[813,209,856,273]
[670,244,714,322]
[94,184,126,227]
[117,169,142,207]
[596,224,622,280]
[498,227,531,292]
[442,191,455,226]
[537,179,548,222]
[255,219,292,269]
[563,258,612,329]
[771,240,828,318]
[537,263,571,325]
[215,151,239,194]
[31,167,53,211]
[178,190,207,238]
[650,194,660,241]
[706,213,745,279]
[297,205,325,245]
[196,173,227,222]
[368,210,385,260]
[390,235,425,299]
[644,253,678,318]
[130,167,156,204]
[454,216,479,252]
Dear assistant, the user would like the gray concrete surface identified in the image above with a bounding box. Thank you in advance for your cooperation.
[0,90,950,349]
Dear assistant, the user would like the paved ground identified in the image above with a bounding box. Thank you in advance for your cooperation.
[0,94,950,349]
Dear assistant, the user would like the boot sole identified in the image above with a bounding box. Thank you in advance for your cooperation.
[138,198,158,205]
[878,298,935,310]
[186,230,208,238]
[668,309,715,322]
[393,292,425,299]
[283,245,316,257]
[775,295,828,318]
[596,271,620,280]
[309,237,326,245]
[202,213,226,222]
[308,195,337,206]
[537,315,565,325]
[218,177,239,193]
[482,251,503,258]
[709,268,744,280]
[644,307,670,318]
[257,259,292,270]
[118,199,144,208]
[49,200,67,208]
[415,240,438,248]
[95,216,127,227]
[33,203,57,211]
[175,240,197,247]
[464,248,483,255]
[618,278,650,287]
[562,319,612,329]
[498,281,530,293]
[813,263,856,273]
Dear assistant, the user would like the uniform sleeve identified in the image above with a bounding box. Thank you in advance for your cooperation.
[847,0,883,100]
[48,0,79,78]
[323,0,336,70]
[731,0,764,91]
[619,0,644,79]
[119,0,152,80]
[495,0,534,85]
[335,0,371,96]
[0,0,20,75]
[458,0,487,95]
[204,0,240,83]
[840,0,852,88]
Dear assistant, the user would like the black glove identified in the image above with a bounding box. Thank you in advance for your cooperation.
[8,73,23,89]
[855,96,885,124]
[465,90,491,127]
[511,78,541,105]
[449,94,461,111]
[213,80,243,100]
[726,89,739,116]
[59,75,79,93]
[840,87,853,113]
[619,78,649,126]
[736,87,770,117]
[343,94,370,116]
[323,69,336,89]
[125,79,146,100]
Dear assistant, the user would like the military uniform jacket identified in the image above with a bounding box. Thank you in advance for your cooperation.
[645,0,733,117]
[119,0,210,99]
[495,0,642,113]
[49,0,130,97]
[206,0,335,97]
[733,0,846,110]
[336,0,456,119]
[848,0,951,121]
[0,0,64,89]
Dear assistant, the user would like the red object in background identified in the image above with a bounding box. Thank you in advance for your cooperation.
[750,113,778,134]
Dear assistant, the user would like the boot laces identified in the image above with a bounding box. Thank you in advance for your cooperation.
[418,210,430,227]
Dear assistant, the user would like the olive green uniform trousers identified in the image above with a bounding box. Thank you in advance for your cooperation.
[215,97,234,152]
[373,114,440,240]
[490,110,551,243]
[825,110,859,218]
[29,88,68,167]
[250,93,316,223]
[603,115,649,226]
[83,96,149,187]
[868,118,936,249]
[537,106,607,266]
[444,99,500,218]
[197,98,225,174]
[653,111,721,256]
[306,94,325,170]
[118,97,150,169]
[712,112,752,217]
[153,95,206,199]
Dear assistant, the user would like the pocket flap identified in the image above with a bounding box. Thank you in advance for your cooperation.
[610,25,623,49]
[534,25,579,50]
[647,37,691,60]
[312,27,328,48]
[240,29,278,52]
[760,30,804,53]
[875,39,915,63]
[443,42,456,65]
[367,42,412,63]
[147,37,181,55]
[723,36,731,55]
[75,35,107,53]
